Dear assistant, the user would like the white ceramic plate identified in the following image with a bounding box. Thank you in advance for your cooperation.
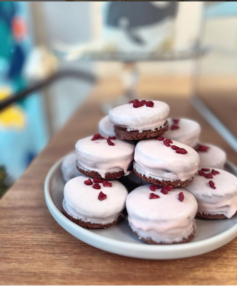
[44,155,237,260]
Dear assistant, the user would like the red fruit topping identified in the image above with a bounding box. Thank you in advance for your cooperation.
[149,193,160,199]
[212,169,220,175]
[107,138,115,146]
[172,119,180,124]
[98,191,107,201]
[157,137,164,141]
[93,178,103,183]
[163,138,173,147]
[201,168,210,172]
[91,133,105,141]
[108,136,116,140]
[209,180,216,189]
[141,100,147,105]
[92,183,101,189]
[133,99,143,108]
[171,145,179,150]
[198,170,205,177]
[196,144,209,152]
[103,180,112,187]
[171,125,179,130]
[161,187,169,195]
[205,173,213,179]
[176,148,188,154]
[178,192,184,202]
[166,185,174,191]
[146,101,154,107]
[149,185,158,192]
[84,179,93,185]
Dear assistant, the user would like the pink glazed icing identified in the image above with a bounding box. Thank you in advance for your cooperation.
[108,100,170,132]
[185,169,237,218]
[126,185,197,244]
[198,143,226,169]
[75,135,134,178]
[98,115,115,138]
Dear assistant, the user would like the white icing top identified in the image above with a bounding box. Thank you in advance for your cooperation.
[185,169,237,218]
[164,118,201,148]
[198,143,226,169]
[63,176,127,224]
[108,100,170,131]
[61,152,83,182]
[98,115,115,138]
[134,139,200,182]
[126,185,197,243]
[75,135,134,178]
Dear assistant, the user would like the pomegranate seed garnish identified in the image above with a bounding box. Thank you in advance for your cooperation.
[92,183,101,189]
[146,101,154,107]
[205,173,213,179]
[196,144,209,152]
[149,193,160,199]
[157,137,164,141]
[212,169,220,175]
[91,133,105,141]
[149,185,158,192]
[84,179,93,185]
[201,168,210,172]
[107,138,115,146]
[172,119,180,124]
[198,171,205,177]
[171,145,179,150]
[176,148,187,154]
[209,180,216,189]
[93,178,103,183]
[161,187,169,195]
[178,192,184,202]
[141,100,147,105]
[98,191,107,201]
[103,180,112,187]
[108,136,116,140]
[170,125,179,130]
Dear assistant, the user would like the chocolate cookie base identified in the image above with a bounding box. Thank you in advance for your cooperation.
[133,167,193,188]
[62,207,123,229]
[131,227,196,245]
[114,121,168,141]
[196,212,227,220]
[77,164,125,180]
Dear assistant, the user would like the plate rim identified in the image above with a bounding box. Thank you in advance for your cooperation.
[44,154,237,259]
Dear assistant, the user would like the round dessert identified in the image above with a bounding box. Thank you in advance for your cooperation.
[63,176,127,229]
[108,99,169,140]
[126,185,197,244]
[164,118,201,148]
[61,152,83,182]
[98,115,115,138]
[133,137,200,187]
[75,134,134,179]
[185,168,237,219]
[195,143,226,169]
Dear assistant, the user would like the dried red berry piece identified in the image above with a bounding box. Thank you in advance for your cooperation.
[178,192,184,202]
[172,119,180,124]
[93,178,103,183]
[171,145,179,150]
[146,101,154,107]
[107,138,115,146]
[205,173,213,179]
[161,187,169,195]
[92,183,101,190]
[176,148,187,154]
[149,185,158,192]
[157,137,164,141]
[201,168,210,172]
[196,144,209,152]
[108,136,116,140]
[133,99,143,108]
[103,180,112,187]
[84,179,93,185]
[170,125,179,130]
[166,186,173,191]
[163,139,173,147]
[91,133,105,141]
[209,180,216,189]
[98,191,107,201]
[198,170,205,177]
[149,193,160,199]
[212,169,220,175]
[141,100,147,105]
[129,99,138,104]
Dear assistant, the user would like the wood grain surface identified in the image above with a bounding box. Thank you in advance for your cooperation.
[0,77,236,285]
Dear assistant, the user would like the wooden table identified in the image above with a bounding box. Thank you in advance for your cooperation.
[1,78,237,285]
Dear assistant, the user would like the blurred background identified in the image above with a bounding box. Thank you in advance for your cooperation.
[0,1,236,197]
